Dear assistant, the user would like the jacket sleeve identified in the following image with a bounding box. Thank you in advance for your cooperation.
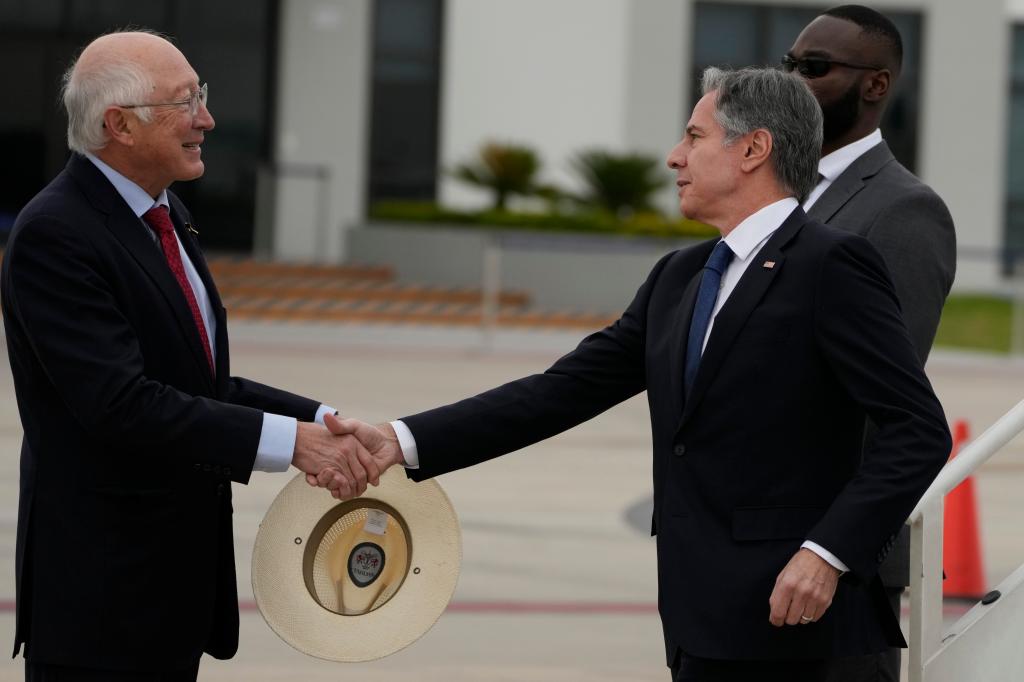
[805,234,951,580]
[222,377,320,422]
[861,187,956,363]
[403,251,676,480]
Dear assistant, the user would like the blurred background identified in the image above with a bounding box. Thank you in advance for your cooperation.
[2,1,1024,680]
[3,0,1024,346]
[8,1,1024,346]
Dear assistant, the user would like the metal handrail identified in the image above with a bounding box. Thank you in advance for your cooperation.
[909,398,1024,522]
[908,397,1024,681]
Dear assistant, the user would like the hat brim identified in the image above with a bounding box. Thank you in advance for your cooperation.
[252,469,461,661]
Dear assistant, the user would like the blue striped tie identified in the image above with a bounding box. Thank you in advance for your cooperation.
[684,240,734,396]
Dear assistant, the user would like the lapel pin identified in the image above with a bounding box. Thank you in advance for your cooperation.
[763,260,776,269]
[186,223,200,236]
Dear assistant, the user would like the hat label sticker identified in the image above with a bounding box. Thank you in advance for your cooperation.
[364,509,389,535]
[348,542,386,588]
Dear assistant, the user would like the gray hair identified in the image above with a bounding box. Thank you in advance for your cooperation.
[62,30,164,153]
[701,66,822,200]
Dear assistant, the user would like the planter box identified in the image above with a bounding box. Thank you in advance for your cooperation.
[347,222,704,314]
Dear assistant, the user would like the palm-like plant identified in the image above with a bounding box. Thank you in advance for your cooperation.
[571,150,667,216]
[453,142,541,211]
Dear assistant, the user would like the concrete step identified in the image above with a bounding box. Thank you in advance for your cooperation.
[215,277,533,307]
[220,294,615,329]
[206,256,394,281]
[208,257,613,330]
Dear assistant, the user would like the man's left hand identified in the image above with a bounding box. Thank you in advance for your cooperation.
[768,547,841,627]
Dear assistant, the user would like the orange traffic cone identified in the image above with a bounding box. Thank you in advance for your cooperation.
[942,420,986,599]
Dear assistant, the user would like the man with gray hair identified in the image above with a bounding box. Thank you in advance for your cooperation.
[3,30,377,681]
[325,66,950,680]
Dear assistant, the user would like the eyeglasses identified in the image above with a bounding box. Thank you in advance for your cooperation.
[781,55,882,79]
[119,83,208,117]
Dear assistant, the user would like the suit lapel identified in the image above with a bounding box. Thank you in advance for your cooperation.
[68,157,215,389]
[168,194,222,310]
[678,210,807,428]
[806,141,894,224]
[668,246,712,415]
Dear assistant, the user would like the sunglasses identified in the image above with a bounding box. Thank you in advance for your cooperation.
[781,55,882,79]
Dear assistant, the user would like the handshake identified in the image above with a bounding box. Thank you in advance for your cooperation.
[291,414,405,499]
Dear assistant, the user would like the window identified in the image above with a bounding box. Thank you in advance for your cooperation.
[0,0,277,250]
[1005,24,1024,272]
[367,0,444,203]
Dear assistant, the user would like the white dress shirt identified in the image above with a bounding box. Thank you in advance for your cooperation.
[802,129,883,211]
[84,153,334,472]
[699,197,798,352]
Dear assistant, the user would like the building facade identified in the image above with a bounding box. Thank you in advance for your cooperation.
[3,0,1019,290]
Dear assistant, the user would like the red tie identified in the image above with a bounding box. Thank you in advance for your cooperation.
[142,206,215,374]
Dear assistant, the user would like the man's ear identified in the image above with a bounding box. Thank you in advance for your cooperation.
[863,69,891,103]
[102,107,136,147]
[740,129,773,173]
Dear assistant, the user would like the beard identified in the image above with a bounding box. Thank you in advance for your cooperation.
[820,81,861,145]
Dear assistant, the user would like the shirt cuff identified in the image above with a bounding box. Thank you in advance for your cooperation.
[390,420,419,469]
[253,412,297,473]
[315,404,336,425]
[801,540,850,573]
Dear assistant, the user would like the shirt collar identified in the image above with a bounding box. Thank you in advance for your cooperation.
[722,197,799,261]
[818,129,883,182]
[83,152,170,218]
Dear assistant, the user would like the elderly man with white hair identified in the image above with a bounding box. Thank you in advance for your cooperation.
[3,30,376,681]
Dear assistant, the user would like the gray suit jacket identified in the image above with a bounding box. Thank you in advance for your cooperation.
[807,140,957,586]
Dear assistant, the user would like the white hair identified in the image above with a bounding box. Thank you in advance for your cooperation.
[61,31,164,153]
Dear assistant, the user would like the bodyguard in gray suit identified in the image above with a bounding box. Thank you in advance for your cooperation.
[785,5,957,682]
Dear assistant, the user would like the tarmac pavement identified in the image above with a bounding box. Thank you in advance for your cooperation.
[0,322,1021,681]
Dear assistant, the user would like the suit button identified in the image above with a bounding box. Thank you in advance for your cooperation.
[193,463,201,471]
[673,444,686,457]
[203,463,212,472]
[217,483,226,496]
[223,467,231,477]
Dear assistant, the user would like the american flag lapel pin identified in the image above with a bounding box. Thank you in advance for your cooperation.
[763,260,776,269]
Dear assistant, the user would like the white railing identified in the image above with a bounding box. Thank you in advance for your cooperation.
[907,398,1024,682]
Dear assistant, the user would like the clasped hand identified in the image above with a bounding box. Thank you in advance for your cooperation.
[291,416,404,499]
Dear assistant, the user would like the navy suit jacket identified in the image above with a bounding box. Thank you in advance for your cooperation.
[808,140,956,589]
[2,154,319,670]
[401,208,950,662]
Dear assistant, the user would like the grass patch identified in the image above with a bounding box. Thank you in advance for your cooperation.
[934,295,1014,354]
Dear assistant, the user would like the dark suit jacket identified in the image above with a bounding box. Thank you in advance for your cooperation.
[2,154,320,671]
[807,140,957,587]
[401,208,950,662]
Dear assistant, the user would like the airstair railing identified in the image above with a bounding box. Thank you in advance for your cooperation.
[907,398,1024,682]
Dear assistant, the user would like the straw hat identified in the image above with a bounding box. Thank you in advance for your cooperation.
[252,468,461,661]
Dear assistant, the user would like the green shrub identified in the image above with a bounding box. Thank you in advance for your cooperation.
[452,142,541,211]
[571,149,668,216]
[368,201,716,239]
